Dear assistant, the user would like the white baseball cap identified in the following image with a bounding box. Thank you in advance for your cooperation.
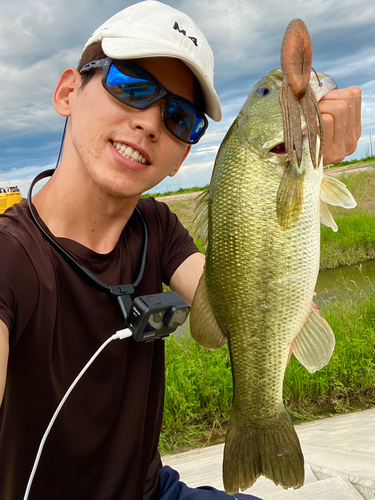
[83,0,222,122]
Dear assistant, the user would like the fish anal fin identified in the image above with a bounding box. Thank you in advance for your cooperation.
[292,303,335,373]
[190,271,227,350]
[276,161,304,230]
[223,406,304,493]
[321,174,357,209]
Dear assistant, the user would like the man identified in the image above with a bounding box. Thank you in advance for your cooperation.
[0,1,361,499]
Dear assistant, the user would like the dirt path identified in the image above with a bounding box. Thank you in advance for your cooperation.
[160,191,202,207]
[325,162,375,176]
[160,191,202,234]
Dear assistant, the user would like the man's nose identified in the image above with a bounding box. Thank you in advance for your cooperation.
[129,102,164,141]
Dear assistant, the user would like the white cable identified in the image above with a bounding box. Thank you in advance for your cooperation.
[23,328,132,500]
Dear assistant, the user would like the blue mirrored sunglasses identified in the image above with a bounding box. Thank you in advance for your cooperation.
[80,57,208,144]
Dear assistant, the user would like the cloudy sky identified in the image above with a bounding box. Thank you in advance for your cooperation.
[1,0,374,196]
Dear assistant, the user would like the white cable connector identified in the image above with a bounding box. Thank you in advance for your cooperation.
[23,328,132,500]
[113,328,133,340]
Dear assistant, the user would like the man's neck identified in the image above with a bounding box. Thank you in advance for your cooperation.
[32,167,140,254]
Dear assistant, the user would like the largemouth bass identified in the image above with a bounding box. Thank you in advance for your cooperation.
[190,19,356,494]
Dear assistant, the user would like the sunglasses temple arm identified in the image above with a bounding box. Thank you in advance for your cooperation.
[56,117,69,168]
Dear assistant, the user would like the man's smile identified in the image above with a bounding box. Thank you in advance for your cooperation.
[112,141,149,164]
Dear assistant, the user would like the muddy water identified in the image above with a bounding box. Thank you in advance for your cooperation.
[316,260,375,299]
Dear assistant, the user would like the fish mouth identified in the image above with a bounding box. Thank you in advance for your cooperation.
[269,142,287,155]
[269,130,309,155]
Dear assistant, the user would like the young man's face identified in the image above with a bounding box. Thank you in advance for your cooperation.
[66,57,198,200]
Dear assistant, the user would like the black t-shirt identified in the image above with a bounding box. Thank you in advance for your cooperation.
[0,198,199,500]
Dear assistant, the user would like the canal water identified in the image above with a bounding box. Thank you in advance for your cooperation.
[316,259,375,299]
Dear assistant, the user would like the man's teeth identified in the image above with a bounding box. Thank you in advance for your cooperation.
[113,142,148,164]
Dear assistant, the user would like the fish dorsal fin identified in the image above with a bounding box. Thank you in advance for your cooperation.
[193,187,210,250]
[292,303,335,373]
[320,199,338,232]
[321,174,357,208]
[190,271,227,350]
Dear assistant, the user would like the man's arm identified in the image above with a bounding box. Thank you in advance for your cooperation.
[0,319,9,406]
[319,86,362,166]
[169,252,205,306]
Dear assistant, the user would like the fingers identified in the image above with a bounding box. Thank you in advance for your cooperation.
[318,86,362,166]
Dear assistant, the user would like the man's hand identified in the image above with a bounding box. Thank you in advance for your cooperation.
[319,86,362,167]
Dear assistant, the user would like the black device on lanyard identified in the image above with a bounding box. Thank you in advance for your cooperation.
[27,169,190,341]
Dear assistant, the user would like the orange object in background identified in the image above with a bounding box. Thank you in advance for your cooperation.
[0,187,22,214]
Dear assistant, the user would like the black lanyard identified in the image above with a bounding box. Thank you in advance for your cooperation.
[27,169,148,317]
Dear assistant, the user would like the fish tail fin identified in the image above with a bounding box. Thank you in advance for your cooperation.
[223,406,304,494]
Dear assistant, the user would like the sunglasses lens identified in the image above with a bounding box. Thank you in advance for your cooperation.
[165,99,206,143]
[106,63,160,107]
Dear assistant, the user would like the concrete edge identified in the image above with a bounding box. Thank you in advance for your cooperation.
[307,462,375,500]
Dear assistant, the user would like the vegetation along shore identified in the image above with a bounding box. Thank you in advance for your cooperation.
[156,159,375,454]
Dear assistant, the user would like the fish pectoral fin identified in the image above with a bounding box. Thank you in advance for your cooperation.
[276,161,304,230]
[190,271,227,350]
[320,199,338,232]
[320,175,356,231]
[193,187,210,250]
[321,174,357,209]
[292,303,335,373]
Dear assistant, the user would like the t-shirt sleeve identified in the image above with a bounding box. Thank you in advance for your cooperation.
[0,231,39,345]
[140,198,200,286]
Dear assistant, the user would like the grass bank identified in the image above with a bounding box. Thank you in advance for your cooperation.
[161,281,375,454]
[142,186,205,198]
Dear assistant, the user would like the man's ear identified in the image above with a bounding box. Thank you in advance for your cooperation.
[169,145,191,177]
[53,68,81,117]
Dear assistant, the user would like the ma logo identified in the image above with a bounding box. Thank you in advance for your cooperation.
[173,22,198,47]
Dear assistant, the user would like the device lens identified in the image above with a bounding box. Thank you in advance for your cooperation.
[147,311,164,330]
[166,307,190,329]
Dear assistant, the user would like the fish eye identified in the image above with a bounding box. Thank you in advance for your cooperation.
[255,86,270,97]
[270,143,287,155]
